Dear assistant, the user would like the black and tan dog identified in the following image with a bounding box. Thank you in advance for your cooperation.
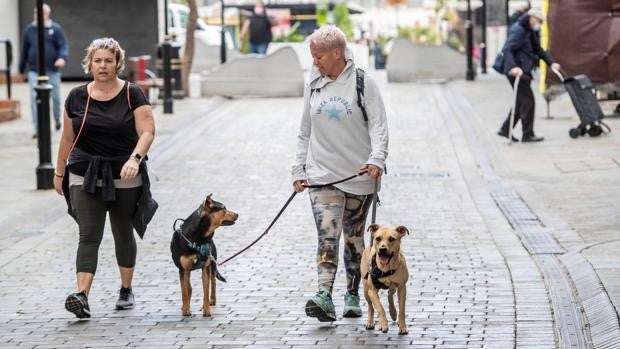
[361,224,410,334]
[170,194,238,317]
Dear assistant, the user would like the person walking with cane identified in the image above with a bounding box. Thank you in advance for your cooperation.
[496,8,560,143]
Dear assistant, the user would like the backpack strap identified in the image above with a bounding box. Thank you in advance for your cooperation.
[355,68,368,122]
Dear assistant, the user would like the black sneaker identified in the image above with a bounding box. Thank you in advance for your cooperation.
[65,291,91,318]
[522,135,544,142]
[115,287,135,310]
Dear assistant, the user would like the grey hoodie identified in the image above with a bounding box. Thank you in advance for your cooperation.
[291,47,388,195]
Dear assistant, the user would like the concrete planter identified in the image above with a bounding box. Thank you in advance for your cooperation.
[386,37,466,82]
[201,46,304,97]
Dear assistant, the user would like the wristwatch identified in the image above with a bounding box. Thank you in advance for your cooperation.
[130,153,143,163]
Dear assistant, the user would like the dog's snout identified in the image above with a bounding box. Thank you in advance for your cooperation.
[378,247,389,256]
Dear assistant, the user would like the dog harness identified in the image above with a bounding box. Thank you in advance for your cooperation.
[187,239,212,258]
[364,254,395,290]
[185,236,215,271]
[173,217,227,281]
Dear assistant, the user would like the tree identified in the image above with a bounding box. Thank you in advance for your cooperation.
[316,0,328,27]
[333,2,353,40]
[182,0,198,97]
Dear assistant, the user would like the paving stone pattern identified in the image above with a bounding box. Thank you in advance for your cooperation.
[0,80,562,348]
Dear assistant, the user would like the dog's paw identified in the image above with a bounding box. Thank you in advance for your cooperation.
[209,299,216,306]
[365,323,375,330]
[201,306,212,317]
[379,320,389,333]
[182,310,192,317]
[398,327,409,335]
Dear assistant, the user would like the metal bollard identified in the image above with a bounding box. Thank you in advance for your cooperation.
[161,41,173,114]
[35,0,54,189]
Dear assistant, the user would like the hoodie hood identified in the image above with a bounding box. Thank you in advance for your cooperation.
[308,46,355,87]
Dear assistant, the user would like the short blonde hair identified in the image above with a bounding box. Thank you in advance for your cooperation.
[306,25,347,52]
[81,37,126,75]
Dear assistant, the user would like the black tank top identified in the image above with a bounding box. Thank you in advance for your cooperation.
[249,15,272,44]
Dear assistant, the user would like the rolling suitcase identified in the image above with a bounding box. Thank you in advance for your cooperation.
[552,69,611,138]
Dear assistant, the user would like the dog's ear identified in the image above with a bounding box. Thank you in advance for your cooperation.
[367,224,380,238]
[204,194,214,210]
[395,225,409,237]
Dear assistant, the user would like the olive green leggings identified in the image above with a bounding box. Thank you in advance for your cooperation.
[70,186,141,274]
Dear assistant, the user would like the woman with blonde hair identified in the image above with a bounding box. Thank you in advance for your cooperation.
[292,25,388,322]
[54,38,155,318]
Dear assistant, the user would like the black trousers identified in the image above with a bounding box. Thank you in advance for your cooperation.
[70,186,141,274]
[500,76,536,138]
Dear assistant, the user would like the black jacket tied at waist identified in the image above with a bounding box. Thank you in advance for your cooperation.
[62,148,158,239]
[67,147,131,202]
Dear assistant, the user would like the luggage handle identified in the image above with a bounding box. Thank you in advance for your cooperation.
[551,67,569,82]
[551,67,564,82]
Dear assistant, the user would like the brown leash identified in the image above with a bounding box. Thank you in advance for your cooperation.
[218,170,373,266]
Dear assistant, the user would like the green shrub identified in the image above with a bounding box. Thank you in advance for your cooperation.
[333,2,354,40]
[316,0,328,26]
[398,26,439,45]
[272,21,305,42]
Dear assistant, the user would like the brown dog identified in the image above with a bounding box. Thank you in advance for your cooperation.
[170,194,238,317]
[361,224,410,334]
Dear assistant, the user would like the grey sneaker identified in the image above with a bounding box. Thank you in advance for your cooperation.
[65,291,91,318]
[115,287,135,310]
[305,291,336,322]
[343,291,362,318]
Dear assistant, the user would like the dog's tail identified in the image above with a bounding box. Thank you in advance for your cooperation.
[209,257,227,282]
[215,270,227,283]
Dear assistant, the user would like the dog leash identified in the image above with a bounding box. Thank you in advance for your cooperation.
[217,170,372,266]
[369,177,379,246]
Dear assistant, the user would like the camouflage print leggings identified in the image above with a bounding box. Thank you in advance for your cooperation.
[308,186,373,295]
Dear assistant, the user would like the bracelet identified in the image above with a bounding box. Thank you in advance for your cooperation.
[54,171,64,178]
[130,155,142,163]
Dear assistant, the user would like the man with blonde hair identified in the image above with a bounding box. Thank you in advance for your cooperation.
[292,25,388,322]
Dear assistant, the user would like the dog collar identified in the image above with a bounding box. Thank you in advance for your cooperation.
[364,253,396,290]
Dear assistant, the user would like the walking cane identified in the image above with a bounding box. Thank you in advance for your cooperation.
[508,75,521,145]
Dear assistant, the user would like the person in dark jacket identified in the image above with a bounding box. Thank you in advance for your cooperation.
[18,3,69,137]
[497,8,560,142]
[240,0,274,54]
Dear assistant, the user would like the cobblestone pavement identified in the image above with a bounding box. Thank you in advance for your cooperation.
[0,72,614,348]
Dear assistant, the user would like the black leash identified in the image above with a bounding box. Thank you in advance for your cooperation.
[370,177,378,246]
[218,170,371,266]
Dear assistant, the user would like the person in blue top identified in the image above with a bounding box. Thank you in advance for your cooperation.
[497,8,560,143]
[18,3,69,138]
